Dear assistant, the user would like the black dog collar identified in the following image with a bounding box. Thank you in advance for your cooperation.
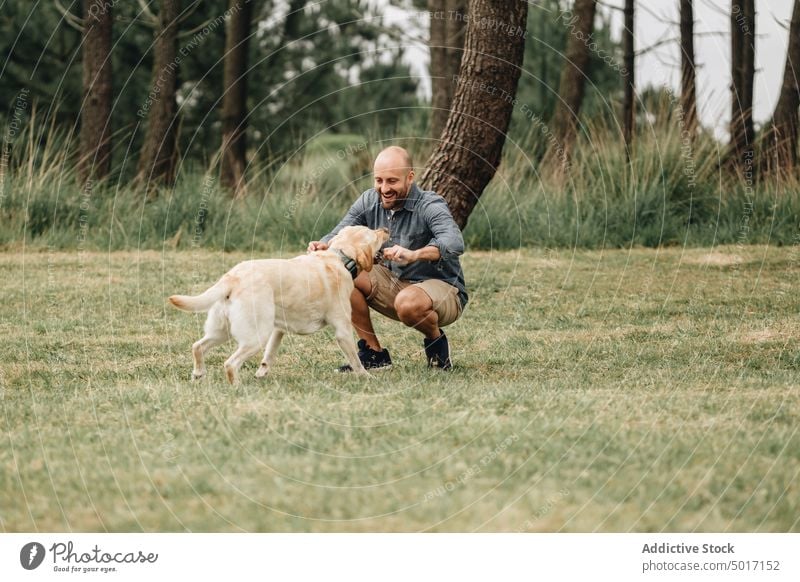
[334,249,358,279]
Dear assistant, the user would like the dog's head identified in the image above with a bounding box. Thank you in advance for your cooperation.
[329,226,390,273]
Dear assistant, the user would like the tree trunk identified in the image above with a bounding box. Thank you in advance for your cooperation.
[429,0,467,139]
[543,0,597,170]
[680,0,698,135]
[137,0,181,193]
[221,0,254,196]
[763,0,800,177]
[78,0,113,182]
[729,0,756,172]
[622,0,635,158]
[420,0,528,229]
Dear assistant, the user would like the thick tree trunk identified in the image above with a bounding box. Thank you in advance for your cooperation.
[137,0,181,192]
[543,0,597,170]
[78,0,113,182]
[729,0,756,172]
[420,0,528,229]
[429,0,467,139]
[680,0,698,135]
[221,0,254,196]
[622,0,635,158]
[763,0,800,177]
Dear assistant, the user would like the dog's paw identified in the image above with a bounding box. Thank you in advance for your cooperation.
[255,363,269,378]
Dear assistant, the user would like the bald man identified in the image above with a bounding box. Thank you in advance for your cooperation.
[308,146,467,371]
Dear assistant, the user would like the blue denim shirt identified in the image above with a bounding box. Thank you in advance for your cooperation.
[322,183,468,307]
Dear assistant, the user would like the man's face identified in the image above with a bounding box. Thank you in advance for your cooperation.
[373,160,414,210]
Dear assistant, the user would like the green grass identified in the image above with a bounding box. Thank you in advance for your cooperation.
[1,245,798,532]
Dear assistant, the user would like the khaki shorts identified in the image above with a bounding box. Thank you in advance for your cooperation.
[366,264,463,327]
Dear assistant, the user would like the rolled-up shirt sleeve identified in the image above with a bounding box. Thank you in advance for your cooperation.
[320,192,368,244]
[424,196,464,258]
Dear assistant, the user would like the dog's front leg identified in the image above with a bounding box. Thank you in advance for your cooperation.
[333,325,369,375]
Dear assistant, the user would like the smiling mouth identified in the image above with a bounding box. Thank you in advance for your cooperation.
[380,193,399,207]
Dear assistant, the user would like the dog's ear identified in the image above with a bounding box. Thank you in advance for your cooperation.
[355,246,374,273]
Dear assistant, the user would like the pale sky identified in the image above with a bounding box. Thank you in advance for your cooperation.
[606,0,795,140]
[382,0,796,141]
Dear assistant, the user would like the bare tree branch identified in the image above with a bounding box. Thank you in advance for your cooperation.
[136,0,159,27]
[636,2,671,23]
[178,14,223,38]
[53,0,85,32]
[635,28,673,56]
[637,30,738,56]
[652,51,680,69]
[698,0,729,18]
[770,7,790,31]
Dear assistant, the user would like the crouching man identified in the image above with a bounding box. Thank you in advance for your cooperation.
[307,146,467,370]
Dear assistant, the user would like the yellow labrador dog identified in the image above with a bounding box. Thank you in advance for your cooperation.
[169,226,389,383]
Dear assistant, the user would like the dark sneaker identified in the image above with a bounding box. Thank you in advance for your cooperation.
[338,339,393,372]
[424,332,452,370]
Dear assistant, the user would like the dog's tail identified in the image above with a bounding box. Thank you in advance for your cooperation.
[168,276,233,313]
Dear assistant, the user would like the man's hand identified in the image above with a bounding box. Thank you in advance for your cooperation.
[384,244,441,265]
[307,241,329,252]
[382,244,417,266]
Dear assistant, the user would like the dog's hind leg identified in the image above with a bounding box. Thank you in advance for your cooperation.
[225,288,275,384]
[224,343,262,385]
[192,306,230,380]
[192,335,225,380]
[255,330,284,378]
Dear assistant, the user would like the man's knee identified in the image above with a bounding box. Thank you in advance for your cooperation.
[394,288,432,322]
[353,271,372,297]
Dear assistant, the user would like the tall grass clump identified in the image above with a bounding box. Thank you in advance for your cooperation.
[0,123,369,252]
[2,107,799,252]
[464,110,800,249]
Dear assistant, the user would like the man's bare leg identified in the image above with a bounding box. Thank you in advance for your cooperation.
[351,271,383,351]
[394,286,452,369]
[393,286,441,339]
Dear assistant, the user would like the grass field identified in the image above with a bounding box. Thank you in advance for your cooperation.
[1,245,798,532]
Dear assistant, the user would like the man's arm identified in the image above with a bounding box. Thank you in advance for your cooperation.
[423,196,464,259]
[383,197,462,265]
[383,244,440,265]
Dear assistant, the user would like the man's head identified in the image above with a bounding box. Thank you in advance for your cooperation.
[373,146,414,210]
